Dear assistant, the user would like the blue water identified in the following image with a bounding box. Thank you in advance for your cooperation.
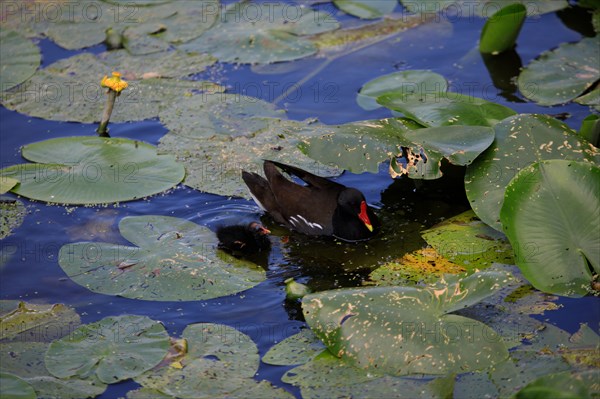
[1,3,599,398]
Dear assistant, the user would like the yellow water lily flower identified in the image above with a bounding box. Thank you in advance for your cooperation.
[101,72,128,93]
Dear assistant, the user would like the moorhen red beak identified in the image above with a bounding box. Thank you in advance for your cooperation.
[242,161,380,242]
[216,222,272,255]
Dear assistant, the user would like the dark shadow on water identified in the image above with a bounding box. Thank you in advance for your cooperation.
[481,50,524,103]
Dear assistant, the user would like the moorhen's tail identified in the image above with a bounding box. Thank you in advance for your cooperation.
[265,160,344,191]
[241,170,285,224]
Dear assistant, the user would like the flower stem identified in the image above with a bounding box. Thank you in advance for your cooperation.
[96,90,117,137]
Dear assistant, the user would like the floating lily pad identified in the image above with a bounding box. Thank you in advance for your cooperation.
[378,92,516,127]
[357,70,448,110]
[501,160,600,297]
[334,0,397,19]
[516,369,600,398]
[479,3,526,54]
[0,301,80,342]
[368,247,466,286]
[464,114,599,230]
[302,271,511,375]
[0,177,19,194]
[159,93,285,139]
[298,118,494,178]
[0,30,41,91]
[263,328,326,366]
[574,87,600,111]
[0,198,26,240]
[45,0,217,52]
[1,51,221,123]
[518,37,600,106]
[0,137,184,205]
[399,0,567,17]
[159,117,340,198]
[136,323,293,398]
[58,215,266,301]
[0,373,36,399]
[45,315,169,384]
[180,1,340,64]
[421,210,514,270]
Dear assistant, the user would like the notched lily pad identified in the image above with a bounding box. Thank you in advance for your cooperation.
[45,315,170,384]
[136,323,293,398]
[501,160,600,297]
[1,51,221,123]
[0,137,185,205]
[262,328,326,366]
[302,271,512,375]
[0,30,41,92]
[421,210,514,270]
[58,215,266,301]
[180,1,340,64]
[518,36,600,106]
[465,114,600,231]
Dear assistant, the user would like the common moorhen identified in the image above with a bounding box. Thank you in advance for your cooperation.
[242,161,379,242]
[216,222,271,255]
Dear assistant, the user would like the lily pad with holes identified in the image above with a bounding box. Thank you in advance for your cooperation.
[0,52,221,123]
[45,315,169,384]
[158,117,340,198]
[0,137,184,205]
[0,198,25,240]
[45,0,218,53]
[135,323,293,398]
[302,271,512,375]
[0,30,41,92]
[377,92,516,127]
[58,215,266,301]
[159,93,285,139]
[464,114,599,231]
[179,1,339,64]
[334,0,397,19]
[421,210,514,270]
[518,36,600,106]
[357,70,448,111]
[298,118,494,178]
[500,160,600,297]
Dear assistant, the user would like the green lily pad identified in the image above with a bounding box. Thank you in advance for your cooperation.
[399,0,567,16]
[179,1,340,64]
[515,369,600,399]
[334,0,397,19]
[464,114,600,231]
[479,3,526,54]
[421,210,514,270]
[518,37,600,106]
[377,92,516,127]
[159,93,285,139]
[262,329,326,366]
[574,88,600,111]
[0,30,41,91]
[500,160,600,297]
[1,51,220,123]
[45,315,169,384]
[298,118,494,178]
[0,137,184,205]
[0,373,36,399]
[158,117,340,198]
[136,323,293,398]
[0,198,26,240]
[302,271,511,375]
[357,70,448,111]
[0,301,80,342]
[0,177,19,194]
[58,215,266,301]
[45,0,217,52]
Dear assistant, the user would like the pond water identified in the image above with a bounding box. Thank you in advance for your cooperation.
[1,2,599,398]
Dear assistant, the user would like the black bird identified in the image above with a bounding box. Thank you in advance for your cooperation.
[242,161,379,242]
[216,222,271,255]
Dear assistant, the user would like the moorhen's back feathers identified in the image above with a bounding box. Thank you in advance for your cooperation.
[216,222,271,255]
[242,161,379,242]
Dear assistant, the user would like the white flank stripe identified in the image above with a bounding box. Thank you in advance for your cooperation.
[296,214,323,230]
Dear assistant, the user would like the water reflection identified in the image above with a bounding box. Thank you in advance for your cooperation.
[481,50,524,103]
